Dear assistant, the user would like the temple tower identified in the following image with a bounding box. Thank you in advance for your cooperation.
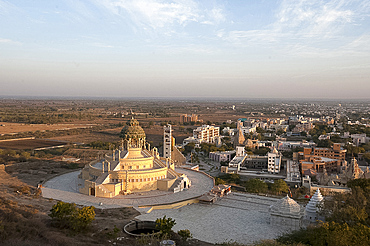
[164,124,172,160]
[304,188,324,224]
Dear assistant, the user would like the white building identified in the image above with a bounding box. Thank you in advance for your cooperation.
[351,133,369,147]
[236,119,257,134]
[236,146,245,157]
[268,148,281,174]
[222,127,235,136]
[193,125,220,144]
[277,141,316,151]
[209,151,235,162]
[285,159,301,183]
[228,155,248,173]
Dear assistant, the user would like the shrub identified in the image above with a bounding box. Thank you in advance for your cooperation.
[49,201,95,232]
[177,229,192,241]
[155,216,176,239]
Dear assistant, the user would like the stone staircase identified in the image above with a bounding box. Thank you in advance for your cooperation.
[169,178,183,193]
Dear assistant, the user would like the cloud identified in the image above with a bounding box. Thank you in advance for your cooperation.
[97,0,201,29]
[0,0,18,15]
[275,0,354,38]
[222,30,282,46]
[90,42,114,48]
[0,38,21,45]
[219,0,369,54]
[203,7,225,25]
[95,0,227,32]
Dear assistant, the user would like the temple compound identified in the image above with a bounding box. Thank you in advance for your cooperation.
[79,118,191,198]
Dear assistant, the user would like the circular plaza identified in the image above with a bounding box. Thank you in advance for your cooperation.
[42,167,214,209]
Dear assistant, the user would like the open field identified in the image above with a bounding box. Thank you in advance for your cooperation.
[0,122,97,135]
[0,138,72,150]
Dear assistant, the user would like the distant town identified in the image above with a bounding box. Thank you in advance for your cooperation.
[0,98,369,245]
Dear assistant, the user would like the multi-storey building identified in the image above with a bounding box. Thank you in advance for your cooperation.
[180,114,198,123]
[309,143,346,160]
[268,148,281,174]
[298,143,347,175]
[193,125,220,144]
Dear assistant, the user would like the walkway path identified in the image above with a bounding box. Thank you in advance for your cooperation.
[42,168,214,209]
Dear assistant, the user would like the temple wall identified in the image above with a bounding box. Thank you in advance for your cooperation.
[79,180,93,195]
[120,157,154,170]
[157,179,176,191]
[270,214,301,230]
[103,183,122,196]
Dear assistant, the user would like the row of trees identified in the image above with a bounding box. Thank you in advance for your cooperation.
[216,175,290,196]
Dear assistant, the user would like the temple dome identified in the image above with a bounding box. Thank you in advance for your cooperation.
[119,118,146,140]
[270,195,303,218]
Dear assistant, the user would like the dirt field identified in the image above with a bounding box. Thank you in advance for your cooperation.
[0,122,97,135]
[48,124,189,147]
[0,138,72,150]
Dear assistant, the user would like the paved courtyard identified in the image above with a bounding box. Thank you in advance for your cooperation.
[42,168,214,209]
[137,193,286,244]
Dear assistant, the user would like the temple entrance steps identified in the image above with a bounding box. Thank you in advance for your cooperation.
[170,178,183,193]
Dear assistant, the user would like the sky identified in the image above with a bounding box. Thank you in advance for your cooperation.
[0,0,370,99]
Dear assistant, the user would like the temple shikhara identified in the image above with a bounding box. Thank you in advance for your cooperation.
[79,118,191,197]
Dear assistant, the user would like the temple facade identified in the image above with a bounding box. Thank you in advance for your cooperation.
[79,118,191,198]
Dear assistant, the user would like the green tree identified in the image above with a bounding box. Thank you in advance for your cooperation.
[363,152,370,164]
[276,129,285,136]
[253,147,270,156]
[155,216,176,238]
[277,221,370,246]
[244,179,268,193]
[183,142,195,155]
[322,186,369,226]
[269,179,289,195]
[215,177,226,185]
[316,139,333,148]
[49,201,95,232]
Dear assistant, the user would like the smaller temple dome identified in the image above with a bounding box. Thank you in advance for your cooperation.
[270,195,304,230]
[270,195,302,217]
[119,118,146,140]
